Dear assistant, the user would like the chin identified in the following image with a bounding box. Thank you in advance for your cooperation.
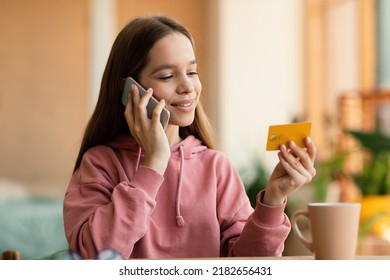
[171,116,195,127]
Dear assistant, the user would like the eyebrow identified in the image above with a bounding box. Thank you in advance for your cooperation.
[150,59,197,75]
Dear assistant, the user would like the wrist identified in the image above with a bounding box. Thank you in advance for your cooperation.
[262,187,286,206]
[144,155,169,176]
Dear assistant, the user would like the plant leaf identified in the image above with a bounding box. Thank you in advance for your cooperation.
[346,130,390,153]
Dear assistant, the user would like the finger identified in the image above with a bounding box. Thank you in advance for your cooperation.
[129,84,148,135]
[277,152,309,186]
[287,141,316,177]
[133,87,152,126]
[124,84,136,126]
[280,144,316,179]
[138,87,153,107]
[131,84,141,103]
[304,137,316,162]
[151,99,166,128]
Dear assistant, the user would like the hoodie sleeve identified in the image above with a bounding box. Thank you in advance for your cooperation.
[63,146,163,259]
[227,190,291,257]
[216,154,290,257]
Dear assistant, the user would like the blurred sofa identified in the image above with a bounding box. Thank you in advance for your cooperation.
[0,196,69,259]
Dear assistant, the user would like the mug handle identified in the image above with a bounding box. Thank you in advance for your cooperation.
[291,209,313,252]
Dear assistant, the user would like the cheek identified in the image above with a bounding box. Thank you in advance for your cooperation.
[150,85,172,101]
[198,83,202,93]
[138,77,167,100]
[195,80,202,96]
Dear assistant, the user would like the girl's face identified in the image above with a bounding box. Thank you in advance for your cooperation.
[139,32,201,128]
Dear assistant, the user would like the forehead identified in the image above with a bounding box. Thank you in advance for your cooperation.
[146,32,195,65]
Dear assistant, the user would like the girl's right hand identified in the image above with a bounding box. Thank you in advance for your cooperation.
[124,84,171,175]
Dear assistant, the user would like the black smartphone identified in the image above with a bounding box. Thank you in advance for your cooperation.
[122,77,170,129]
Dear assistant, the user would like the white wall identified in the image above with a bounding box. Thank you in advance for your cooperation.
[89,0,116,112]
[325,1,359,116]
[215,0,304,172]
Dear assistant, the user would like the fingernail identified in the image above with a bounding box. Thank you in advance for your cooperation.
[146,88,152,93]
[280,144,287,152]
[306,137,312,144]
[289,141,296,148]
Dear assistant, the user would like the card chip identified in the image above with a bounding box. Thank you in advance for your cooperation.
[266,122,311,151]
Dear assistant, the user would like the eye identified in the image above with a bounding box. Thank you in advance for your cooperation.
[159,74,174,81]
[187,71,198,76]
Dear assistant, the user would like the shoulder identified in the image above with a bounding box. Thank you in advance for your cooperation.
[196,148,239,177]
[78,144,131,179]
[82,145,117,165]
[75,144,134,187]
[81,135,137,167]
[203,148,233,165]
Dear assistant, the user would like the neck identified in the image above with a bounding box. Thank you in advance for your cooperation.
[165,125,182,146]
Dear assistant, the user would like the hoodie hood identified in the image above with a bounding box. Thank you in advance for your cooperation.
[107,134,207,159]
[107,134,208,227]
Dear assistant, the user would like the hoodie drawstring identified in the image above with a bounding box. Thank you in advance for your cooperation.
[135,147,142,173]
[175,145,186,227]
[134,145,186,227]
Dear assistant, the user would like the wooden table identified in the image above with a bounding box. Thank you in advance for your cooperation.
[251,255,390,260]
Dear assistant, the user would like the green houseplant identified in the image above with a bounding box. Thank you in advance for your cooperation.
[311,153,347,202]
[346,129,390,238]
[346,130,390,196]
[239,157,269,209]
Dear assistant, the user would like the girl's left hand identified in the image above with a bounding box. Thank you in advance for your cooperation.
[263,137,317,206]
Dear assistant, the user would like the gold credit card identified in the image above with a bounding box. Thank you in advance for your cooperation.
[266,122,312,151]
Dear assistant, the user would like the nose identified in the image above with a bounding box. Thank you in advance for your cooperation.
[177,75,194,94]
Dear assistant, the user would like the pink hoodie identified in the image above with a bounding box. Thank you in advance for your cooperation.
[63,135,290,259]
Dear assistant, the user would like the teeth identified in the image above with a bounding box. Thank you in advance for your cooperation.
[176,103,191,107]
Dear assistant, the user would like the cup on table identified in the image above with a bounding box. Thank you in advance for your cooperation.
[291,202,361,260]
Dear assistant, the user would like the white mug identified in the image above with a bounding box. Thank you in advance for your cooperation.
[291,202,361,260]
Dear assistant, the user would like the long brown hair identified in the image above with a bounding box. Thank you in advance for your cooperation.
[73,16,217,172]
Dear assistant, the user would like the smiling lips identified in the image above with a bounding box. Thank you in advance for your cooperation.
[173,103,191,107]
[171,100,194,111]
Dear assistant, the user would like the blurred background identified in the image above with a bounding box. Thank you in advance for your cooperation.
[1,0,389,259]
